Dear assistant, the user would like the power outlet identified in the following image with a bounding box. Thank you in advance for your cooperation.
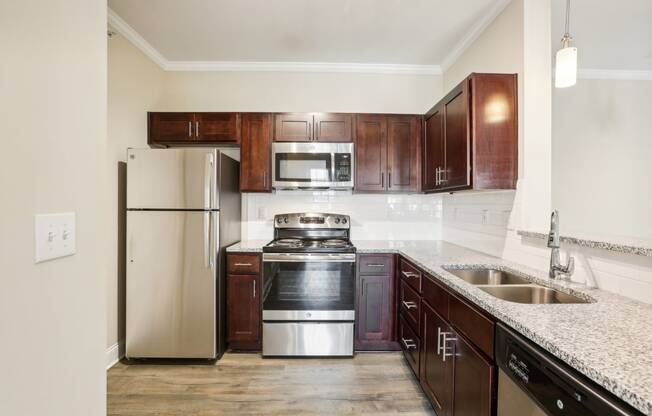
[35,212,76,263]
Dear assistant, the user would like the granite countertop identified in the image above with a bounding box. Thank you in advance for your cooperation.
[227,239,652,414]
[226,240,269,252]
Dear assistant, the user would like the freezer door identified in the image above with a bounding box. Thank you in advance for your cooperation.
[127,148,218,210]
[126,211,219,358]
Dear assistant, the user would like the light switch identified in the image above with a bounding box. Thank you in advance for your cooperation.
[35,212,76,263]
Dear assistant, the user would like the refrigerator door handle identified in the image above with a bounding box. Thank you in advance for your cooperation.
[204,153,214,210]
[210,212,217,270]
[203,212,211,268]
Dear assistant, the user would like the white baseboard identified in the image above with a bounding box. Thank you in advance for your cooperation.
[106,341,125,370]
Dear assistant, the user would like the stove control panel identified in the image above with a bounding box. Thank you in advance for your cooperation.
[273,213,350,229]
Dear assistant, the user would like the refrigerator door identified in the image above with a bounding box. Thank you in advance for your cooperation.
[126,210,219,358]
[127,148,218,210]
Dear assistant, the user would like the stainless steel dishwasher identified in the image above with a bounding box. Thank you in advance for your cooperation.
[496,323,643,416]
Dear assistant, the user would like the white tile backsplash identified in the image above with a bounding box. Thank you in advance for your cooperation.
[241,191,444,241]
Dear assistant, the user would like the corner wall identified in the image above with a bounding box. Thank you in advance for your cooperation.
[0,0,107,414]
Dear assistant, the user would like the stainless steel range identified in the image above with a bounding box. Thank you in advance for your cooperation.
[262,213,355,357]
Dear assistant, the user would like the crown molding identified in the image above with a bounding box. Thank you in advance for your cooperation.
[164,60,442,74]
[578,69,652,81]
[108,8,167,68]
[440,0,512,72]
[107,8,441,75]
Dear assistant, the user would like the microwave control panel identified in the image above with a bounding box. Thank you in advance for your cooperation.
[334,153,352,182]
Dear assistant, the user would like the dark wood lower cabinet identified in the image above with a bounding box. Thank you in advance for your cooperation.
[420,301,454,416]
[356,254,398,351]
[453,334,496,416]
[226,272,261,350]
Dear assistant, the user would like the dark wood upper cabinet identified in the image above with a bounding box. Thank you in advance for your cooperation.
[420,301,454,416]
[355,114,421,193]
[423,107,444,192]
[452,334,496,416]
[195,112,241,143]
[240,113,272,192]
[274,113,313,141]
[148,112,195,145]
[148,112,241,146]
[274,113,353,142]
[226,274,260,348]
[442,87,470,189]
[313,113,353,142]
[423,73,517,193]
[387,115,421,192]
[355,114,387,192]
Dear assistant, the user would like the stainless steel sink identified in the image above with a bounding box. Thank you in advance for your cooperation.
[443,267,532,286]
[478,285,590,304]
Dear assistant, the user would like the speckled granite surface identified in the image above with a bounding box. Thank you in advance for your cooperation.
[517,229,652,257]
[227,239,652,414]
[226,240,269,252]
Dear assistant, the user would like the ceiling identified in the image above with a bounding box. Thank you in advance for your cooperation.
[551,0,652,71]
[107,0,506,68]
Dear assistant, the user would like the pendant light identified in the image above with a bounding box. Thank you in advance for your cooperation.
[555,0,577,88]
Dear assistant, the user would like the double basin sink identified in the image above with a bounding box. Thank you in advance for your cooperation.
[442,268,590,304]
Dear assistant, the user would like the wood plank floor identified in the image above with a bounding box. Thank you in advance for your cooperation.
[108,352,434,415]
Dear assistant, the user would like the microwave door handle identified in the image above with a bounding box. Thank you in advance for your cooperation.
[331,153,336,183]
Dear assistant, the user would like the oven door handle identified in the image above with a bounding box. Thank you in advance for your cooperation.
[263,253,356,263]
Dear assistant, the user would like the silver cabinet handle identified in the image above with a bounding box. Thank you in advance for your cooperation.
[366,264,385,268]
[402,301,417,310]
[188,121,192,137]
[381,172,385,188]
[435,167,441,186]
[307,122,313,141]
[388,171,392,188]
[234,263,252,267]
[440,331,457,362]
[253,280,256,298]
[437,327,443,356]
[263,171,267,188]
[401,271,419,279]
[401,337,417,350]
[195,121,199,138]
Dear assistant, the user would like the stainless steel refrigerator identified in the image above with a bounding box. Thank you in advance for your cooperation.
[125,148,240,359]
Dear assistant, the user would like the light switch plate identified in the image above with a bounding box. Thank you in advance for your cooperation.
[35,212,76,263]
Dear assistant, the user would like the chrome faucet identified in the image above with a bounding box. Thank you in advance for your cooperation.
[548,210,575,280]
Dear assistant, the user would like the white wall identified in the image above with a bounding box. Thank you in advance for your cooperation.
[553,79,652,244]
[158,71,441,114]
[243,193,443,241]
[0,1,107,415]
[106,33,164,351]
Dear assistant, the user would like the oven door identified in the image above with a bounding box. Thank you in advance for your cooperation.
[271,142,353,189]
[262,253,355,321]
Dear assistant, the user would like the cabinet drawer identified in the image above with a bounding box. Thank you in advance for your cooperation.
[227,254,260,274]
[398,314,420,377]
[422,275,450,319]
[399,280,420,334]
[449,295,495,359]
[399,258,422,293]
[358,254,393,275]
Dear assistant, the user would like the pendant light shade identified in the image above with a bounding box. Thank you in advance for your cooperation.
[555,0,577,88]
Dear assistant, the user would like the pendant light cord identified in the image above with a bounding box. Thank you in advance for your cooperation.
[564,0,571,37]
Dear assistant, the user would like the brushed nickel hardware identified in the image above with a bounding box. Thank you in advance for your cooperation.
[548,210,575,280]
[402,337,417,350]
[441,331,457,362]
[196,121,199,137]
[253,280,256,298]
[188,121,192,137]
[388,171,392,188]
[402,301,417,310]
[366,264,385,268]
[401,271,419,279]
[381,172,385,188]
[234,263,253,267]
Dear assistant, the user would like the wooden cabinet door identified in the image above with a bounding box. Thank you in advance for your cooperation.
[240,113,272,192]
[195,113,240,143]
[423,107,444,192]
[313,113,353,142]
[355,114,387,192]
[148,112,195,145]
[453,334,496,416]
[443,82,471,190]
[356,274,394,350]
[227,274,260,347]
[274,113,314,141]
[387,115,420,192]
[420,301,454,416]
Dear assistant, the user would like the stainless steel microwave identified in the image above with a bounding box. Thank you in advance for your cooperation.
[272,142,354,190]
